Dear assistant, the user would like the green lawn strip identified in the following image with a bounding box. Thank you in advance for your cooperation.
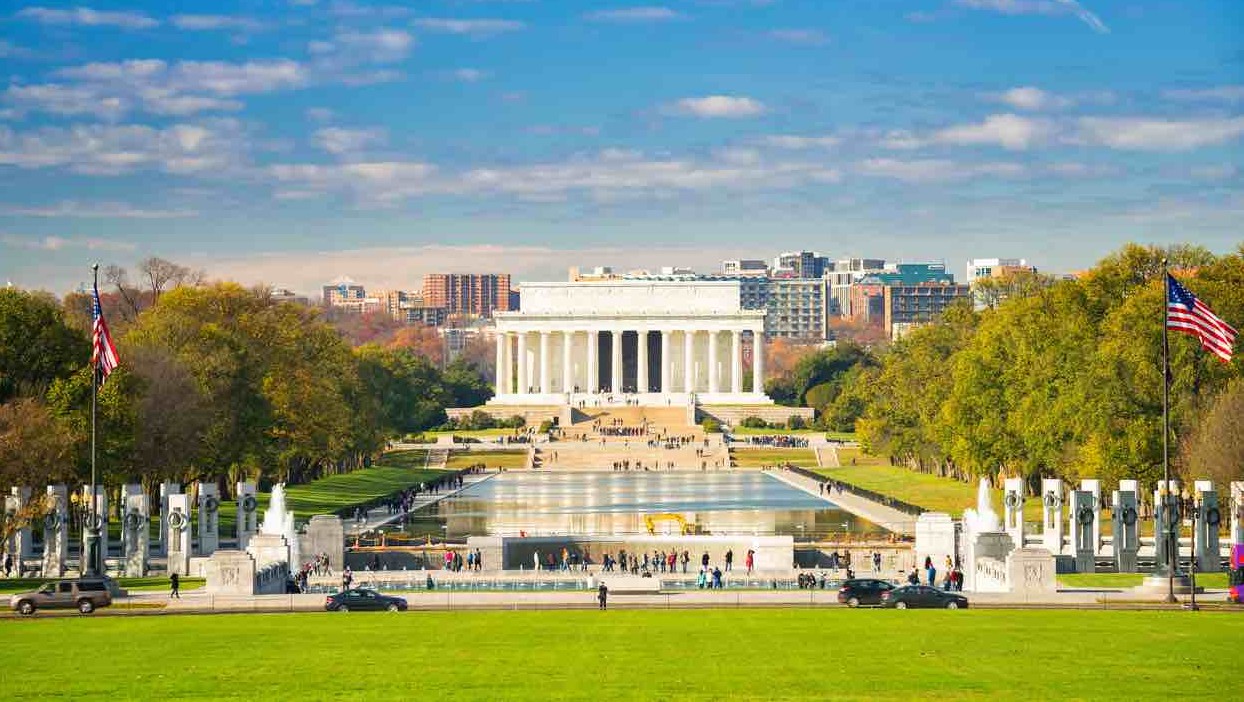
[1057,572,1230,589]
[0,610,1238,700]
[445,450,528,470]
[0,576,204,594]
[430,428,526,438]
[730,448,818,467]
[280,467,449,521]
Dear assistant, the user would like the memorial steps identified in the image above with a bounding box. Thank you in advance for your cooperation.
[530,442,731,472]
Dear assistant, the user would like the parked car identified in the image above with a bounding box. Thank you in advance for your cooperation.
[880,585,969,609]
[325,588,407,612]
[9,577,114,615]
[837,578,896,607]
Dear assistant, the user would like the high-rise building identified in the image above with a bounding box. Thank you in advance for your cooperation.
[850,263,968,338]
[707,274,827,340]
[772,251,829,279]
[966,258,1032,285]
[827,258,886,317]
[421,273,513,318]
[322,282,380,313]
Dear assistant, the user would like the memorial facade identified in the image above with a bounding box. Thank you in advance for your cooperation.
[490,280,774,407]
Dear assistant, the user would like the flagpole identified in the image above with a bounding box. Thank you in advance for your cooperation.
[1161,258,1176,604]
[87,263,100,577]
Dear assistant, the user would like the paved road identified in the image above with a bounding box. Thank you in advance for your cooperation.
[771,468,918,535]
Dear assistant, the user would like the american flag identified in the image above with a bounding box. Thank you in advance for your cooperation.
[91,284,120,382]
[1166,274,1237,363]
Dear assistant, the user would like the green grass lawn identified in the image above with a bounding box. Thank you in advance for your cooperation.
[445,450,528,470]
[279,454,447,520]
[730,447,818,467]
[430,428,528,438]
[1057,572,1231,589]
[0,576,204,594]
[0,609,1238,700]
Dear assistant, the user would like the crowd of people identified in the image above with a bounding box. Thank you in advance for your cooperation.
[443,548,484,572]
[906,555,964,591]
[737,435,810,448]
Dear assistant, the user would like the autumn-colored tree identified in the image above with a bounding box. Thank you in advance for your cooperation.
[389,325,445,366]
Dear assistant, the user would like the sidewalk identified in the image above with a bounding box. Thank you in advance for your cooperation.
[771,468,918,536]
[345,471,497,536]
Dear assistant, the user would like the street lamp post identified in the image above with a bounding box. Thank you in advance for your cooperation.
[1182,488,1199,611]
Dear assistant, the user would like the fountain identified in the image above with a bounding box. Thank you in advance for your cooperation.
[248,483,299,569]
[962,477,1001,535]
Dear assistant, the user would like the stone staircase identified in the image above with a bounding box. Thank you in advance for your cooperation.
[425,448,449,470]
[532,441,730,471]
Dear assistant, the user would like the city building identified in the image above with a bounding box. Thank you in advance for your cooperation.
[701,275,827,340]
[421,273,513,318]
[321,281,381,314]
[721,259,769,276]
[965,257,1032,285]
[827,258,886,317]
[772,251,829,279]
[849,263,968,337]
[269,287,310,306]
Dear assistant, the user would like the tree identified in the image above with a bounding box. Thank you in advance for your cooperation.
[0,289,87,402]
[443,357,492,408]
[1181,380,1244,485]
[389,325,445,366]
[0,397,78,488]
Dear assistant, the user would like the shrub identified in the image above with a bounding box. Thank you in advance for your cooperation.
[786,415,807,430]
[701,418,722,433]
[461,409,497,431]
[537,419,554,434]
[503,415,527,429]
[740,416,769,429]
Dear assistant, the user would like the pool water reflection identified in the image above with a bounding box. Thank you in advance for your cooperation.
[396,471,883,540]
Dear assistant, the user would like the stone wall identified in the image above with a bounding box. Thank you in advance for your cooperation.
[697,404,814,427]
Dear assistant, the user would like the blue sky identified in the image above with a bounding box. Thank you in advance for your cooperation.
[1,0,1241,294]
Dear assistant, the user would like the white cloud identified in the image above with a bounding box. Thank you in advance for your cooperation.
[584,7,682,22]
[7,59,308,118]
[0,234,136,252]
[412,18,525,36]
[449,68,489,83]
[1162,86,1244,103]
[313,127,386,156]
[857,158,1025,182]
[16,6,158,30]
[1,201,199,218]
[760,134,840,149]
[311,29,415,65]
[171,15,267,32]
[765,29,829,45]
[266,149,842,204]
[994,86,1071,110]
[954,0,1109,34]
[885,114,1053,150]
[0,120,247,175]
[1075,116,1244,151]
[669,95,767,118]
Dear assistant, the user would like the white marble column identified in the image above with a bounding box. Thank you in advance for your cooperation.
[708,330,720,393]
[637,330,649,394]
[660,330,671,393]
[516,332,528,394]
[683,330,695,393]
[611,330,623,393]
[539,331,552,394]
[587,330,599,393]
[494,332,505,394]
[752,329,764,394]
[562,331,574,393]
[731,329,742,394]
[502,333,512,394]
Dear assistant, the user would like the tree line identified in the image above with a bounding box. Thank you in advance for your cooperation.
[764,243,1244,490]
[0,264,492,498]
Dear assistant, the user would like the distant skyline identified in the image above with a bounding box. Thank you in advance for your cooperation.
[1,1,1241,294]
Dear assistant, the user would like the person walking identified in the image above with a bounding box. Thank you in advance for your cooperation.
[745,549,755,575]
[597,582,608,610]
[724,549,733,572]
[2,553,11,578]
[169,572,180,599]
[873,551,882,572]
[701,551,710,570]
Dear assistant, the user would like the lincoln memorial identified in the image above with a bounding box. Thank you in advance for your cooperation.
[487,279,779,412]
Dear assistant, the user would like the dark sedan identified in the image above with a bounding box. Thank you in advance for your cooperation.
[325,588,408,612]
[837,578,896,607]
[880,585,969,609]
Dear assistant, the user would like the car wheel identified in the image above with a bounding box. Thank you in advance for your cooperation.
[17,600,35,616]
[847,597,860,608]
[895,601,908,610]
[77,599,95,614]
[338,604,349,613]
[946,601,959,610]
[387,603,400,612]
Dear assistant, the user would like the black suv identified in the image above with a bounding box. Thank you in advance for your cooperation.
[836,578,896,607]
[10,578,113,615]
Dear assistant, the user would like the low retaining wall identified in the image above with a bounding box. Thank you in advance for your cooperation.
[697,405,814,427]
